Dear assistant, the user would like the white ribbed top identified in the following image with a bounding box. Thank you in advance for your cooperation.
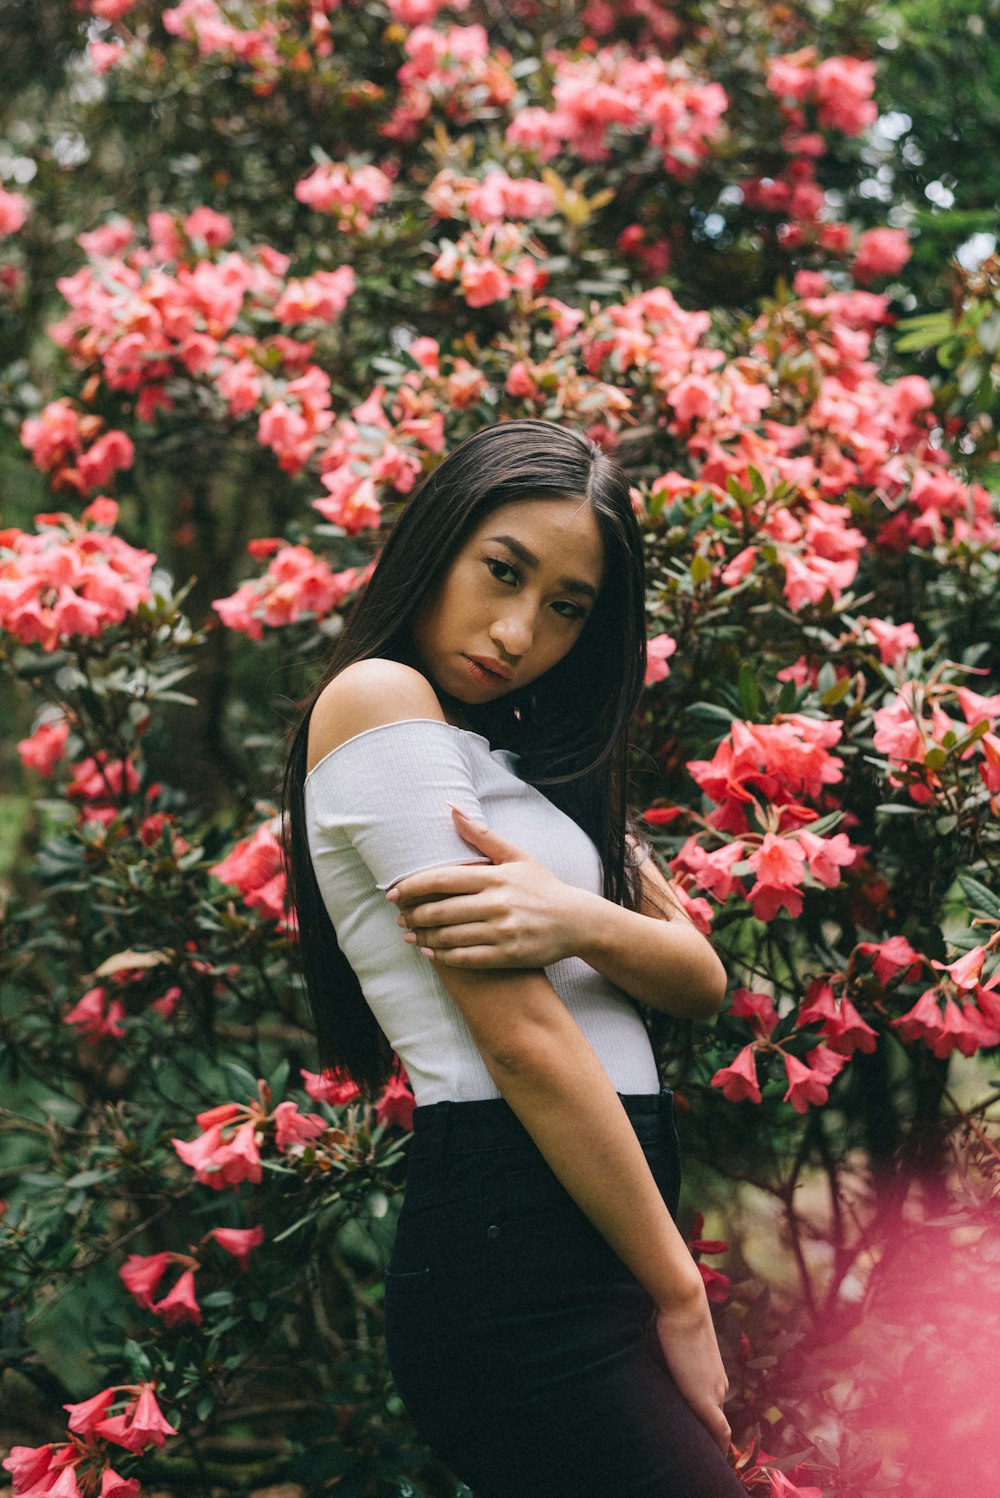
[304,718,659,1104]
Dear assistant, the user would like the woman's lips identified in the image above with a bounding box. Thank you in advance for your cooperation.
[464,655,513,684]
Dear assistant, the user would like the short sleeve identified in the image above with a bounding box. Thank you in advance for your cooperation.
[304,718,492,890]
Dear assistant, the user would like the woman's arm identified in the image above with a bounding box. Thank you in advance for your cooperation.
[437,957,731,1454]
[389,810,727,1019]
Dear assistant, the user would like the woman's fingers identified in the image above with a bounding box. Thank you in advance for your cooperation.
[403,921,499,952]
[395,894,491,929]
[387,864,496,907]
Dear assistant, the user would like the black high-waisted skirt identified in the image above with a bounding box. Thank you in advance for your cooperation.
[384,1089,745,1497]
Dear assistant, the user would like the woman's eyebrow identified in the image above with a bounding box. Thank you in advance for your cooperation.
[484,534,600,601]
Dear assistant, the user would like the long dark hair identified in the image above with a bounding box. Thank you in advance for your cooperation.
[282,419,648,1094]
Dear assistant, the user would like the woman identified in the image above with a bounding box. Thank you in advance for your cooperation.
[283,420,744,1497]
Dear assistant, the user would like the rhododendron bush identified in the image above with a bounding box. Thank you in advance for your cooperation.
[2,2,998,1495]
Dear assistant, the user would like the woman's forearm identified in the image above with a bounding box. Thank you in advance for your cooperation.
[441,965,707,1312]
[567,888,727,1019]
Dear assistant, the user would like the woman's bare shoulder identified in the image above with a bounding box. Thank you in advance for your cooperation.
[306,660,447,772]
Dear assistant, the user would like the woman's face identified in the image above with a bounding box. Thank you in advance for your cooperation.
[410,496,605,711]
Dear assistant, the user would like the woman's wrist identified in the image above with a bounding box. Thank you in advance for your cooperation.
[566,887,614,966]
[654,1269,711,1319]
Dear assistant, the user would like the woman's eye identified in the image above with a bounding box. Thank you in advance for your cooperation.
[553,601,586,622]
[486,557,520,585]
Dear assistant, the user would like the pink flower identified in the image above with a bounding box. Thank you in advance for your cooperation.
[645,632,677,685]
[272,1100,326,1149]
[64,987,126,1041]
[711,1044,762,1103]
[782,1052,832,1112]
[857,935,923,986]
[302,1066,361,1104]
[852,228,911,284]
[799,981,877,1055]
[89,38,125,73]
[861,616,920,666]
[0,184,29,236]
[119,1251,174,1310]
[698,1262,731,1303]
[376,1073,417,1130]
[295,162,391,232]
[932,946,986,993]
[2,1444,56,1491]
[153,1268,201,1326]
[64,1388,117,1434]
[209,818,288,927]
[729,988,778,1037]
[101,1385,178,1452]
[184,206,233,248]
[17,718,70,775]
[892,988,945,1048]
[100,1469,141,1498]
[459,257,511,308]
[795,828,857,887]
[747,834,807,919]
[813,55,877,134]
[208,1224,265,1268]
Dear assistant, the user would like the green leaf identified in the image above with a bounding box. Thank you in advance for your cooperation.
[956,873,1000,916]
[737,666,760,719]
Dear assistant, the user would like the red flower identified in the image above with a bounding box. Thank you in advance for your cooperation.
[781,1052,832,1113]
[729,987,778,1038]
[96,1385,178,1453]
[698,1262,731,1304]
[153,1268,201,1326]
[208,1224,265,1268]
[376,1073,416,1130]
[711,1044,762,1103]
[302,1066,361,1104]
[272,1099,326,1149]
[64,1388,116,1434]
[119,1250,174,1309]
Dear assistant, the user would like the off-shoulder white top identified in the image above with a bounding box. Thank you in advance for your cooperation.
[304,718,659,1104]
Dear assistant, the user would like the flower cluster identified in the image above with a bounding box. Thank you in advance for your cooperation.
[171,1074,416,1192]
[871,677,1000,805]
[213,540,366,639]
[3,1383,176,1498]
[20,401,135,497]
[294,159,393,231]
[669,713,857,923]
[430,220,548,308]
[314,382,445,531]
[209,814,289,927]
[0,499,155,652]
[46,211,352,455]
[171,1083,326,1189]
[710,985,850,1114]
[425,167,556,224]
[383,23,516,142]
[119,1224,265,1325]
[303,1065,417,1130]
[506,47,727,178]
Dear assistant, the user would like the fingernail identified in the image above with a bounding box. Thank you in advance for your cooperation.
[445,801,471,817]
[386,888,399,902]
[420,947,435,959]
[403,932,417,944]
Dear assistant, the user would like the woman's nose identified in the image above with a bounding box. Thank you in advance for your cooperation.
[490,606,535,659]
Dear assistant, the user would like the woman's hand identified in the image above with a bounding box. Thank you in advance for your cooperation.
[652,1291,732,1455]
[386,806,595,970]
